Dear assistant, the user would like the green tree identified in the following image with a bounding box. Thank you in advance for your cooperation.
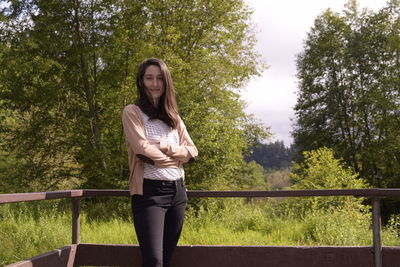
[0,0,269,192]
[276,147,372,246]
[0,0,146,191]
[287,147,369,214]
[293,0,400,188]
[291,147,368,190]
[134,0,270,190]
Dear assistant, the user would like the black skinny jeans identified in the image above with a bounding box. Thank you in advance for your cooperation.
[131,178,187,267]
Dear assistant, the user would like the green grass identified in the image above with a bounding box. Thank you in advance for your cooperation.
[1,199,399,266]
[80,216,137,244]
[0,202,71,265]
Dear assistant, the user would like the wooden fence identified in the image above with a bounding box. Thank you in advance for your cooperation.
[1,188,400,267]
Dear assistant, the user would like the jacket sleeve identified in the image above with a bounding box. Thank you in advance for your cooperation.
[122,105,180,168]
[159,118,198,163]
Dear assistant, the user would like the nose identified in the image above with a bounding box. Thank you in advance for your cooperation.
[151,78,158,87]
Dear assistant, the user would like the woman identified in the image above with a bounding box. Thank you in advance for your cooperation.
[122,58,198,267]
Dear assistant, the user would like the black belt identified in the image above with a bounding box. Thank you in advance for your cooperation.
[143,178,183,187]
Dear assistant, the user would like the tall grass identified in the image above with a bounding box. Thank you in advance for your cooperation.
[0,201,71,265]
[1,198,399,266]
[182,198,399,246]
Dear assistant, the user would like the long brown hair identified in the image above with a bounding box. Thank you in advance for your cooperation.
[136,58,179,128]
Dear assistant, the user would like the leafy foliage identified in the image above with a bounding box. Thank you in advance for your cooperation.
[0,0,269,192]
[286,147,369,216]
[293,0,400,188]
[2,148,400,265]
[265,168,291,190]
[290,147,368,190]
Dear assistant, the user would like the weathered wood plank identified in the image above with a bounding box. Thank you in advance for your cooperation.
[75,243,141,266]
[81,188,400,198]
[5,244,400,267]
[74,244,400,267]
[372,198,383,267]
[0,190,83,204]
[2,188,400,204]
[5,245,76,267]
[173,246,375,267]
[72,198,81,244]
[187,188,400,198]
[82,189,130,197]
[383,247,400,267]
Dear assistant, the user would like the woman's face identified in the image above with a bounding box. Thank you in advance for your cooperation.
[143,65,165,106]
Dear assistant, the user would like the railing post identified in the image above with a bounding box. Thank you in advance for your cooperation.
[72,198,81,244]
[372,197,382,267]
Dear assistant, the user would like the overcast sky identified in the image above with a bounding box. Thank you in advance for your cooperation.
[241,0,389,146]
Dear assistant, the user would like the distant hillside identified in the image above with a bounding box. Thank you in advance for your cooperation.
[245,140,297,170]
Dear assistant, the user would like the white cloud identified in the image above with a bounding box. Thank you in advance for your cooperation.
[241,0,389,146]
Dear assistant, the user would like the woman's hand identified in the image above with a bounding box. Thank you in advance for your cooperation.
[137,154,155,165]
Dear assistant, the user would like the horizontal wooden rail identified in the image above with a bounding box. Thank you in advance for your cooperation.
[187,188,400,198]
[2,188,400,267]
[1,188,400,204]
[0,190,83,204]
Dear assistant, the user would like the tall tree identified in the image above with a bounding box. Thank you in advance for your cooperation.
[293,0,400,188]
[0,0,268,192]
[0,0,147,190]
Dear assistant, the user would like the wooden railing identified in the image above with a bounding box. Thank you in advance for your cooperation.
[1,188,400,267]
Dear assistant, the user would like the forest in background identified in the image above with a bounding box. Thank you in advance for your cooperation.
[293,0,400,216]
[294,0,400,189]
[0,0,398,211]
[0,0,269,195]
[1,0,400,264]
[1,0,398,193]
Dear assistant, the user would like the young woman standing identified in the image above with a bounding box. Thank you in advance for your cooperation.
[122,58,198,267]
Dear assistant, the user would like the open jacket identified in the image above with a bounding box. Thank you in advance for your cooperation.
[122,104,198,195]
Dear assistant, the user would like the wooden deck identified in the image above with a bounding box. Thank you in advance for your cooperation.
[2,188,400,267]
[6,244,400,267]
